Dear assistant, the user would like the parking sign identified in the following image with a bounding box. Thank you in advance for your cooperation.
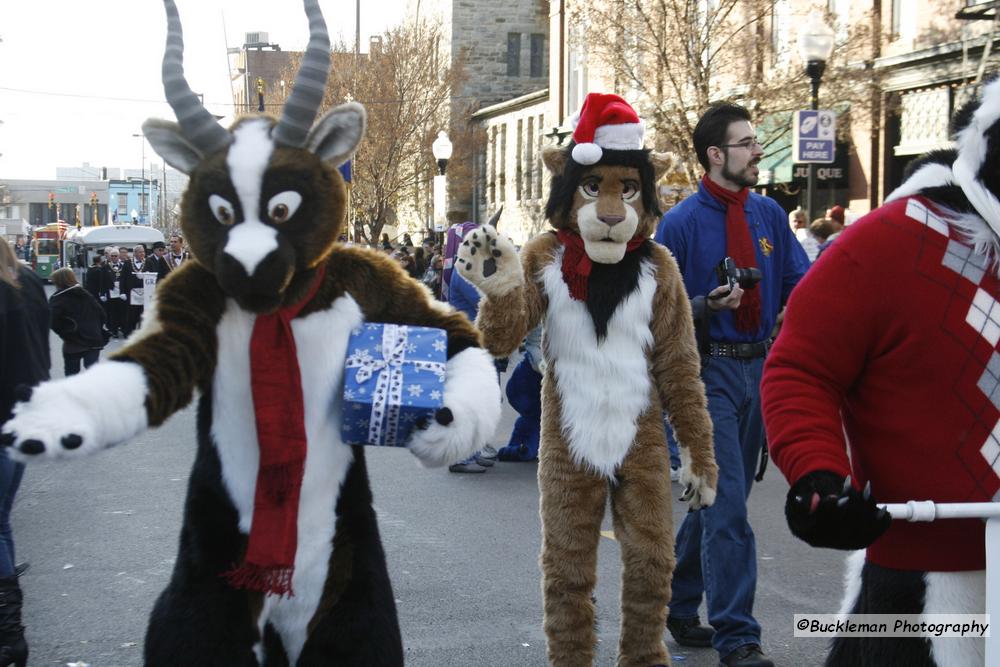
[794,110,836,163]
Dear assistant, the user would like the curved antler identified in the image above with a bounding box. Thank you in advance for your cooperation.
[273,0,332,148]
[160,0,231,156]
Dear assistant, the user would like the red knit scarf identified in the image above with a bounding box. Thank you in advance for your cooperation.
[223,266,326,597]
[557,229,646,301]
[701,174,761,332]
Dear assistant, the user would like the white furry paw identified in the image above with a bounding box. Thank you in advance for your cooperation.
[679,465,717,511]
[407,347,501,467]
[455,225,523,296]
[0,361,149,462]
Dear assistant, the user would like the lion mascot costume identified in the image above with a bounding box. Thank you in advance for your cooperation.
[0,1,501,665]
[456,93,718,667]
[762,78,1000,666]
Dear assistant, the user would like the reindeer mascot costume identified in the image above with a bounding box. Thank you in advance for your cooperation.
[762,78,1000,666]
[456,93,718,667]
[0,1,501,665]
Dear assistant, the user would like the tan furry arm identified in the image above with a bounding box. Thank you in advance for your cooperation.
[648,247,714,455]
[110,261,226,426]
[475,233,555,357]
[324,246,482,356]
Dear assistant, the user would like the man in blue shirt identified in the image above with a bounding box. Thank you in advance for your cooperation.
[655,104,808,667]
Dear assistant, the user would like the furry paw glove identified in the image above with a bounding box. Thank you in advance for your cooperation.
[785,470,891,550]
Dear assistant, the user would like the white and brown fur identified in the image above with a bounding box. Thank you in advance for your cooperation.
[457,145,718,666]
[822,79,1000,667]
[0,3,500,665]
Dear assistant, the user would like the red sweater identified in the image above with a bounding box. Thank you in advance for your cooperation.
[763,196,1000,572]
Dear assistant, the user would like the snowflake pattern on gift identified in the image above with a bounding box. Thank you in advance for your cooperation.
[347,348,374,366]
[430,389,442,401]
[407,384,423,397]
[432,339,446,353]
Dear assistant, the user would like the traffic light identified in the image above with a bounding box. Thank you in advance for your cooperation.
[48,192,55,210]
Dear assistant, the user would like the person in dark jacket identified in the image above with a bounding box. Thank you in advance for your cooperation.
[0,238,49,667]
[84,254,111,304]
[145,241,172,281]
[49,268,107,376]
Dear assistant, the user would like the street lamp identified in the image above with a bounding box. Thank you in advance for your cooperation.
[431,131,452,240]
[797,11,834,222]
[132,133,147,224]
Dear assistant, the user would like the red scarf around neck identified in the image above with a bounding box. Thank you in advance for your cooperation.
[557,229,646,301]
[223,266,326,597]
[701,174,761,333]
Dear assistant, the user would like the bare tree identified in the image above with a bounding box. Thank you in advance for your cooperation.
[575,1,880,187]
[277,21,469,245]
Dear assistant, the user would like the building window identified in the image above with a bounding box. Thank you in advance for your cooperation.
[525,116,534,200]
[536,114,544,197]
[117,193,128,216]
[507,33,521,77]
[530,34,545,78]
[489,126,498,205]
[500,124,507,202]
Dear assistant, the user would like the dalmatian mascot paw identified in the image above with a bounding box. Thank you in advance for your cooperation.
[455,225,523,297]
[0,361,149,462]
[407,347,502,467]
[678,447,719,511]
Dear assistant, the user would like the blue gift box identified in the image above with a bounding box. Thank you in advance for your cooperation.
[341,323,448,447]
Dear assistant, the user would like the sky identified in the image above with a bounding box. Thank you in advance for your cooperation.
[0,0,407,180]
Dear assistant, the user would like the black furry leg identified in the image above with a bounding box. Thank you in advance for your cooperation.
[289,449,403,667]
[826,559,935,667]
[145,583,259,667]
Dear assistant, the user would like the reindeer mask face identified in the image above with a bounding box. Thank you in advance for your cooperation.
[144,0,365,313]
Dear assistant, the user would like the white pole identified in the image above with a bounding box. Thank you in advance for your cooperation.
[879,501,1000,666]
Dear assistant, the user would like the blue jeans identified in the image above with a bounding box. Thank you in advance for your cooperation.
[668,355,765,656]
[0,453,24,578]
[663,414,681,469]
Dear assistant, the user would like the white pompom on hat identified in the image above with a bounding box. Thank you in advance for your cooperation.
[569,93,645,165]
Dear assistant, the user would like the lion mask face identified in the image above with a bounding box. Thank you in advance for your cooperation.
[542,146,676,264]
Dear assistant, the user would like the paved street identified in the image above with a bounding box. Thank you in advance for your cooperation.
[14,332,845,666]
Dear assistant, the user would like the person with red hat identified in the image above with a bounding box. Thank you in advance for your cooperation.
[655,103,809,667]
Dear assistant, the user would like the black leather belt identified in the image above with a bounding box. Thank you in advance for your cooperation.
[703,339,771,359]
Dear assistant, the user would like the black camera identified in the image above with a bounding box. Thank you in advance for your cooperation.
[715,257,762,293]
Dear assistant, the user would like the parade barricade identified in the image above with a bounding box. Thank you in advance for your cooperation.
[879,500,1000,666]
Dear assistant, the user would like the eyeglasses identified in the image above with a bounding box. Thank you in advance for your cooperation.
[717,138,762,151]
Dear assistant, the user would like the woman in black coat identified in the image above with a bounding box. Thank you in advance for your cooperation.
[0,238,49,667]
[49,268,107,376]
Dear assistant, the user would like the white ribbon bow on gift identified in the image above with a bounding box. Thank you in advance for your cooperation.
[345,324,446,445]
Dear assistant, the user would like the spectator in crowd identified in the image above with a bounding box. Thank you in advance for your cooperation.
[167,234,190,269]
[413,246,428,277]
[654,102,809,667]
[401,233,414,248]
[0,239,46,667]
[105,248,128,338]
[421,254,444,299]
[84,254,111,305]
[788,208,819,262]
[146,241,172,281]
[810,218,837,258]
[49,268,107,376]
[123,244,146,335]
[826,205,847,243]
[380,233,392,251]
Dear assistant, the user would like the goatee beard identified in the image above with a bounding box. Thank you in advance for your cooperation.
[722,163,758,189]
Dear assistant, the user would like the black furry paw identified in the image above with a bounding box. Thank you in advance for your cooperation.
[0,432,14,448]
[61,434,83,450]
[414,408,453,430]
[12,385,32,403]
[786,471,891,550]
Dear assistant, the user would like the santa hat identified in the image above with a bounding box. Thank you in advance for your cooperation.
[569,93,645,165]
